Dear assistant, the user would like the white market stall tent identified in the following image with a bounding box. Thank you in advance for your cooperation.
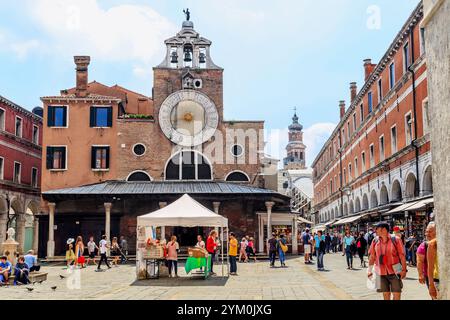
[136,194,229,279]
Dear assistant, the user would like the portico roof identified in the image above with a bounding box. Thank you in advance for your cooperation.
[42,180,291,203]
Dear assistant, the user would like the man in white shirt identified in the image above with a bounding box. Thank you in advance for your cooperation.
[96,235,111,271]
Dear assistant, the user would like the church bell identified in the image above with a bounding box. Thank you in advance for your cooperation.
[170,51,178,63]
[199,52,206,64]
[184,51,192,62]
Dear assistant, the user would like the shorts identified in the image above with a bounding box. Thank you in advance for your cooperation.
[304,245,311,254]
[89,252,95,259]
[378,274,403,293]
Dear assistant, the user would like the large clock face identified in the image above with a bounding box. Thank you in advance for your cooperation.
[159,90,219,147]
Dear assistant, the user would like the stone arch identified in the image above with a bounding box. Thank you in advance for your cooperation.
[225,170,250,183]
[370,190,379,209]
[405,172,419,199]
[422,165,433,196]
[362,194,369,211]
[355,197,361,213]
[349,200,354,215]
[335,206,340,217]
[331,208,335,220]
[391,180,403,202]
[126,170,153,182]
[380,185,389,205]
[344,203,349,216]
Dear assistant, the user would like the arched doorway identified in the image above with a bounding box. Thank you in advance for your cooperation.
[391,180,403,202]
[362,194,369,211]
[405,173,419,199]
[422,166,433,196]
[344,203,349,216]
[370,190,378,209]
[380,185,389,205]
[355,198,361,213]
[349,200,354,215]
[24,201,39,253]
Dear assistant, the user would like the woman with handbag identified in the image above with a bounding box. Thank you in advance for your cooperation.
[278,234,288,267]
[75,236,86,268]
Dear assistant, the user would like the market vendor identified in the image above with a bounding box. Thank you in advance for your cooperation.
[207,230,218,276]
[166,236,180,278]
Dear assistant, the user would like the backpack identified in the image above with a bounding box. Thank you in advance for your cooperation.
[368,232,375,245]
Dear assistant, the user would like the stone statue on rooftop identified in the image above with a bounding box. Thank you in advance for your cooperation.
[183,8,191,21]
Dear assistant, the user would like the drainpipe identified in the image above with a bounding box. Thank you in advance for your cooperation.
[408,26,421,198]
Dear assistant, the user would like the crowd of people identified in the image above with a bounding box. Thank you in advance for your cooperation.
[64,235,129,272]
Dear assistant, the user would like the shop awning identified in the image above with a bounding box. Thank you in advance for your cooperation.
[333,214,366,226]
[312,225,326,232]
[324,219,337,227]
[404,198,434,211]
[387,200,423,214]
[298,217,314,224]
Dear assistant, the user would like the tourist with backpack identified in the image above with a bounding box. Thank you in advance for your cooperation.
[417,222,439,300]
[356,232,368,267]
[367,222,407,300]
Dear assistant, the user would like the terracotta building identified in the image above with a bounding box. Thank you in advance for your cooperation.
[311,3,433,238]
[0,95,42,254]
[40,16,290,257]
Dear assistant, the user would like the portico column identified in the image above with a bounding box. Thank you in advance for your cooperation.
[159,202,167,240]
[292,216,298,255]
[47,203,56,258]
[33,217,39,254]
[104,203,112,242]
[265,201,275,254]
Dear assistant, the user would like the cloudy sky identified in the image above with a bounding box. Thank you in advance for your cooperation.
[0,0,420,167]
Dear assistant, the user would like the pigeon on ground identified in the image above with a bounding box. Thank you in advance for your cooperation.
[51,286,57,291]
[26,287,34,292]
[59,275,66,280]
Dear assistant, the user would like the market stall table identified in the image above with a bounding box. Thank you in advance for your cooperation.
[185,256,212,279]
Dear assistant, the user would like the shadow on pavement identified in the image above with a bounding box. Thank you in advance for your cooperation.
[130,276,229,287]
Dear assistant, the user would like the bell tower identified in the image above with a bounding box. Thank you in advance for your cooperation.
[284,111,307,170]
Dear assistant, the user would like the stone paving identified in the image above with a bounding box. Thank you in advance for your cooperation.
[2,253,430,300]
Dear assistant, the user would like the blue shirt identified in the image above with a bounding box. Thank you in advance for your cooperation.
[24,254,37,268]
[344,236,355,248]
[314,235,325,248]
[0,261,12,274]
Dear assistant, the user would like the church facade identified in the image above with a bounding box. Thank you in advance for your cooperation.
[39,16,290,257]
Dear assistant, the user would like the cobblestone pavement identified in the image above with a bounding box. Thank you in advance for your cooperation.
[2,253,430,300]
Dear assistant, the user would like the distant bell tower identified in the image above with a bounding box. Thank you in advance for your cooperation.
[284,111,307,170]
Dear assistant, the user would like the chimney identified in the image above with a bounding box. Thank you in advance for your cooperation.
[350,82,357,103]
[74,56,91,98]
[363,59,377,81]
[339,100,346,119]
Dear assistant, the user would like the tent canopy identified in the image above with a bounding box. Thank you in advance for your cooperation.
[137,194,228,228]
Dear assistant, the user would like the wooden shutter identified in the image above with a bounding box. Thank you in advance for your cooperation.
[91,147,96,169]
[47,107,54,127]
[90,107,96,127]
[107,107,113,127]
[46,147,54,169]
[105,147,110,169]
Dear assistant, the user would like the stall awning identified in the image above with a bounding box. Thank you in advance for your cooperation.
[333,214,366,226]
[312,225,326,232]
[298,217,314,224]
[324,219,337,227]
[404,198,434,211]
[137,194,228,227]
[387,200,423,214]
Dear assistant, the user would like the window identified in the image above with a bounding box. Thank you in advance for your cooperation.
[0,108,5,131]
[15,116,22,137]
[343,168,347,185]
[403,42,410,72]
[348,163,352,181]
[13,162,21,184]
[420,28,426,55]
[389,62,395,89]
[368,92,373,114]
[342,129,345,145]
[32,125,39,144]
[405,113,413,145]
[31,167,38,188]
[231,144,244,157]
[391,126,398,154]
[353,113,357,131]
[90,107,112,128]
[46,146,67,170]
[359,104,364,123]
[226,171,250,183]
[48,106,68,127]
[127,171,152,182]
[91,146,110,170]
[133,144,146,156]
[362,152,366,172]
[347,122,351,140]
[378,79,383,103]
[369,144,375,168]
[379,135,385,161]
[422,99,430,135]
[354,158,359,177]
[165,151,212,181]
[0,157,4,180]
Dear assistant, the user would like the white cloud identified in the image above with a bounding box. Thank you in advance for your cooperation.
[265,122,336,168]
[25,0,177,63]
[10,39,41,60]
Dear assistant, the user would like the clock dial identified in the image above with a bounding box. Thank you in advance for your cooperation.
[159,90,219,147]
